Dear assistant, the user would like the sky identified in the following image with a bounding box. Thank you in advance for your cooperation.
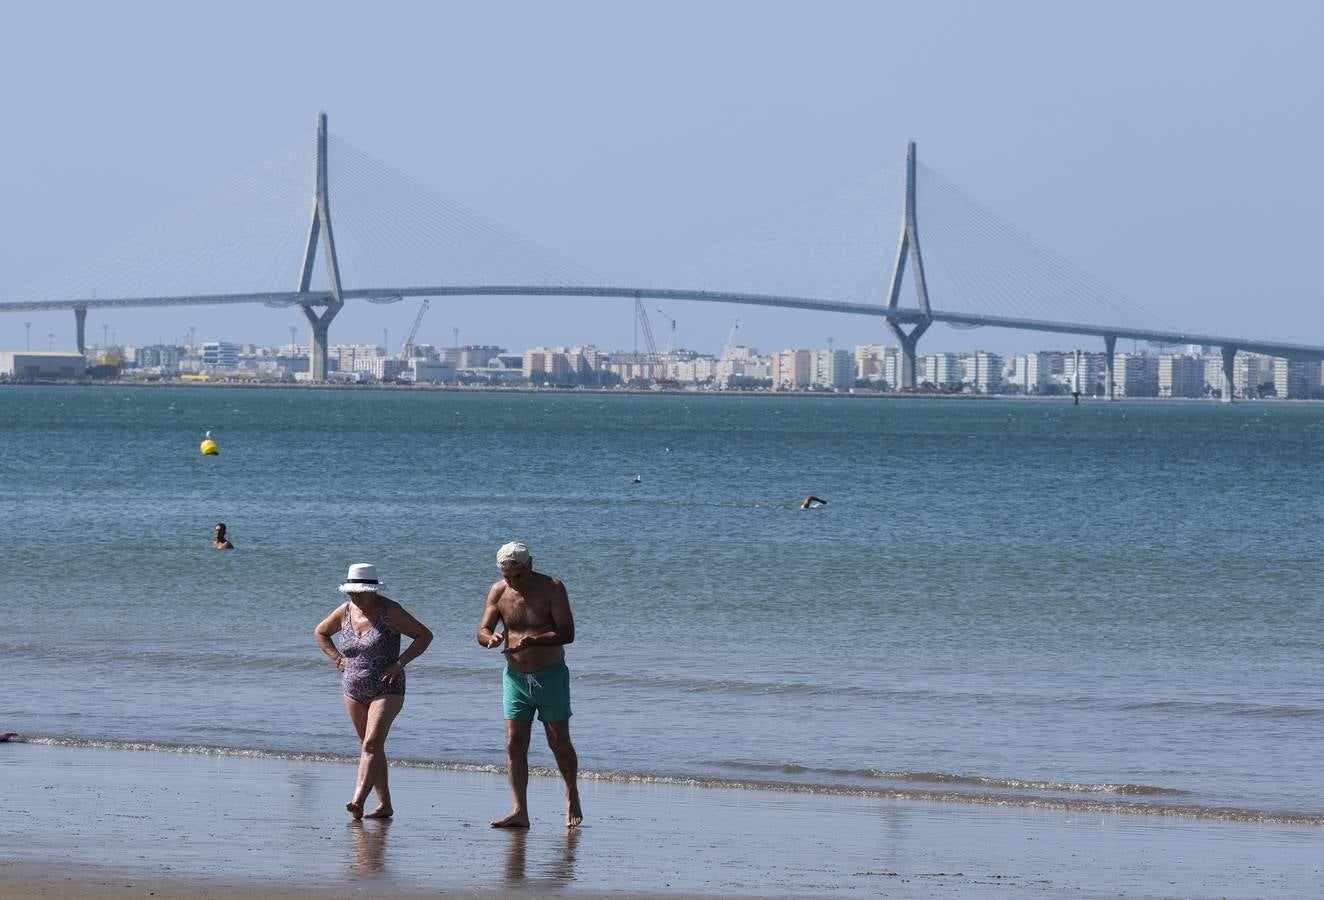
[1,1,1321,359]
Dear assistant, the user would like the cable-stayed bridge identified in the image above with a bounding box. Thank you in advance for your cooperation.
[4,112,1320,399]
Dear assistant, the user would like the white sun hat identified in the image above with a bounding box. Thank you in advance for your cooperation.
[338,562,384,594]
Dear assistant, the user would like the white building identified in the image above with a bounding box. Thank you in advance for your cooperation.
[1115,353,1159,398]
[811,349,853,390]
[200,341,240,371]
[1063,351,1100,395]
[407,360,457,384]
[926,353,962,389]
[1273,357,1321,399]
[769,349,812,390]
[1159,354,1204,398]
[964,352,1002,394]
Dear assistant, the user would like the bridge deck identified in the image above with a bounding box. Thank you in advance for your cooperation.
[2,285,1321,360]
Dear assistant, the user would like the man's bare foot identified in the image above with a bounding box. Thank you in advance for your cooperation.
[364,806,393,819]
[566,796,583,828]
[490,810,530,828]
[346,801,363,820]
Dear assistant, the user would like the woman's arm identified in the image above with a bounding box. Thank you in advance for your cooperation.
[314,603,347,670]
[387,601,434,668]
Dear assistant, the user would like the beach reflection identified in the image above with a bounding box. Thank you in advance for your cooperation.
[502,829,528,883]
[348,819,390,874]
[501,828,579,886]
[549,827,579,883]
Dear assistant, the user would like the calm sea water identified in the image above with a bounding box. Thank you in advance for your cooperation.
[2,385,1321,824]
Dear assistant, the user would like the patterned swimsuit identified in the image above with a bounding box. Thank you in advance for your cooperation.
[340,604,406,703]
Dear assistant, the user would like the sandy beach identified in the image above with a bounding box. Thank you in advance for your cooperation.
[0,742,1317,899]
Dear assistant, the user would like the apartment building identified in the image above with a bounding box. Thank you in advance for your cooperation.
[1159,354,1204,398]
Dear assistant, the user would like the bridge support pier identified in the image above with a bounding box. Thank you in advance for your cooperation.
[74,305,87,356]
[302,303,341,382]
[1220,346,1237,402]
[1103,334,1117,401]
[887,320,930,390]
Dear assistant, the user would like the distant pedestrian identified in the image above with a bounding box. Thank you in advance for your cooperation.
[315,563,433,820]
[478,542,582,828]
[213,522,234,549]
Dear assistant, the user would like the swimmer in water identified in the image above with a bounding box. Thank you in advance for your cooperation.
[800,495,827,509]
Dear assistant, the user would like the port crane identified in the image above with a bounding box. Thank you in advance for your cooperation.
[652,306,677,355]
[398,299,429,358]
[720,317,739,359]
[633,294,678,388]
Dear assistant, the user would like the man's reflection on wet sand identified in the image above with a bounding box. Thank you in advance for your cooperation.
[502,829,528,883]
[547,827,580,883]
[502,827,580,886]
[348,819,390,874]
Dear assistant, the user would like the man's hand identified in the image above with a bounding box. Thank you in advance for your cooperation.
[503,635,533,654]
[484,631,506,650]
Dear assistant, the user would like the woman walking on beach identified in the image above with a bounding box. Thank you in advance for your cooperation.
[315,563,433,819]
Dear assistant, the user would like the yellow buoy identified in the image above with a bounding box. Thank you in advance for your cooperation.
[200,430,219,456]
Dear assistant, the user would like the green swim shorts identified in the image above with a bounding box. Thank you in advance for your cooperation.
[503,660,572,722]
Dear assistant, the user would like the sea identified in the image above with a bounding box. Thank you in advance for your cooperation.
[2,384,1321,826]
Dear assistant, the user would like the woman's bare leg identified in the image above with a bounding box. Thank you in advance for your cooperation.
[351,695,405,818]
[343,696,370,819]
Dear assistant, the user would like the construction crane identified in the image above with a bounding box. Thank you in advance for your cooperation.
[720,317,739,359]
[634,294,677,388]
[398,299,429,358]
[652,306,676,355]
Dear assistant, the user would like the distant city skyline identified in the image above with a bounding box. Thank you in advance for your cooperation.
[8,329,1314,400]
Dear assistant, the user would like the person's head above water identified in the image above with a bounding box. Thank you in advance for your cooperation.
[214,523,227,536]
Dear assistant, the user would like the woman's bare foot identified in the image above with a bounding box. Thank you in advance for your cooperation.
[566,796,583,828]
[490,809,530,828]
[364,806,393,819]
[346,801,363,820]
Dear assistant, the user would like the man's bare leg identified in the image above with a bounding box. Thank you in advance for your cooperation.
[492,719,532,827]
[544,720,582,827]
[349,695,404,819]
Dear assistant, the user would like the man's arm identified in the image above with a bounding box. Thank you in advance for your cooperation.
[477,582,506,648]
[506,578,574,652]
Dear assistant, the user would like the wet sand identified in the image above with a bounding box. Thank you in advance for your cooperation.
[0,742,1319,898]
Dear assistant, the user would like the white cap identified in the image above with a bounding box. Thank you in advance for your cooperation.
[496,542,531,567]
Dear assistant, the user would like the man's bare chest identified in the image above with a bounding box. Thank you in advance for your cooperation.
[500,593,552,629]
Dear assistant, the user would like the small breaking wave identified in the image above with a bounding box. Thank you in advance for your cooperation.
[711,760,1185,796]
[9,734,1322,827]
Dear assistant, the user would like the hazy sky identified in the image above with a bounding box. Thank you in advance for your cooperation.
[1,1,1321,358]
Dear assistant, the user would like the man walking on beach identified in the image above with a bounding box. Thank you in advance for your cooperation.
[478,541,582,828]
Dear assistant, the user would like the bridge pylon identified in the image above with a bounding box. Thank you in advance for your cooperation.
[298,111,345,382]
[885,141,933,390]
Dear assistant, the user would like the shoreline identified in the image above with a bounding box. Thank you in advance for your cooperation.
[0,378,1292,403]
[1,742,1319,898]
[11,734,1321,827]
